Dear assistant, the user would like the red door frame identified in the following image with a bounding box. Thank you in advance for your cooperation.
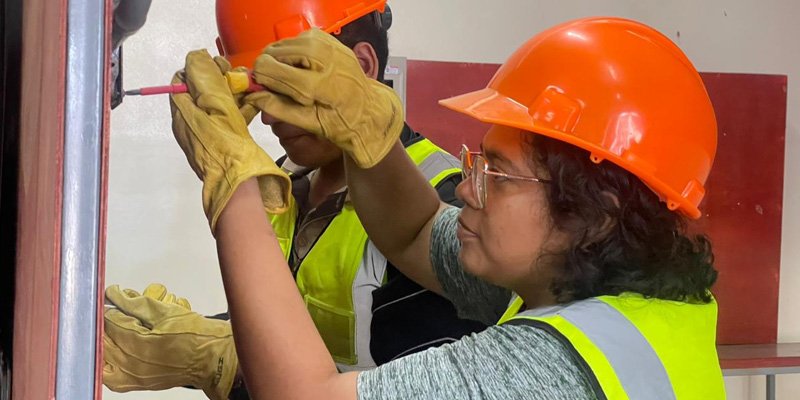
[13,0,111,398]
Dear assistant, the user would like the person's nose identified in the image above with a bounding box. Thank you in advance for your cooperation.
[456,174,481,210]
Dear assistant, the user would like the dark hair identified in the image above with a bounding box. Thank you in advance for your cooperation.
[526,134,718,304]
[334,11,390,81]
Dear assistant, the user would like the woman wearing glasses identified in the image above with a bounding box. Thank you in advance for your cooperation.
[112,16,726,399]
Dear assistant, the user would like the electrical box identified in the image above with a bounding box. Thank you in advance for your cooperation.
[384,56,407,113]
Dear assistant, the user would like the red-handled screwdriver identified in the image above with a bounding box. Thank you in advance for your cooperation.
[124,71,264,96]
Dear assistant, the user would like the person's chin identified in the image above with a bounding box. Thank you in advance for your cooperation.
[281,140,315,159]
[458,248,488,278]
[284,154,318,169]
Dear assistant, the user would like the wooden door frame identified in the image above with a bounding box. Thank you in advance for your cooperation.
[14,0,110,398]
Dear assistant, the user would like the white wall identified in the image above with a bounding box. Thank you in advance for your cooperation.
[104,2,267,399]
[105,1,800,399]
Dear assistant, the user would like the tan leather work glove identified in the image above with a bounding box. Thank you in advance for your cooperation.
[138,282,192,309]
[212,56,262,125]
[246,28,404,168]
[103,285,237,400]
[170,49,291,233]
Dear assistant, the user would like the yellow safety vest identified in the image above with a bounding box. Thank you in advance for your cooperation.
[497,292,725,399]
[270,139,460,368]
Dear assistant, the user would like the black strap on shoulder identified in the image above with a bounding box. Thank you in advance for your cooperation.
[400,123,425,148]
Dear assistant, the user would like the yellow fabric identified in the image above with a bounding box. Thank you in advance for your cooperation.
[543,314,630,399]
[246,28,404,168]
[598,294,725,400]
[270,139,457,365]
[295,202,368,364]
[496,297,629,399]
[495,296,524,325]
[404,139,462,182]
[268,176,365,364]
[270,194,297,261]
[500,293,724,400]
[170,49,291,233]
[103,285,237,400]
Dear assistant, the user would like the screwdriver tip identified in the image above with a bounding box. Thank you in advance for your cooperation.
[123,89,141,96]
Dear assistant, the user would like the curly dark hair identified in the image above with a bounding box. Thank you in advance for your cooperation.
[525,134,718,304]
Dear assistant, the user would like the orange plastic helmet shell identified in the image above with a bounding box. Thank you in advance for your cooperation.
[216,0,387,68]
[440,17,717,219]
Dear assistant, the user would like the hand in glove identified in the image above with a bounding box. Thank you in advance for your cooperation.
[245,28,404,168]
[103,285,237,400]
[170,49,291,233]
[211,55,263,125]
[115,282,193,310]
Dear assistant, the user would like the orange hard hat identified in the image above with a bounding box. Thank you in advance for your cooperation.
[216,0,388,68]
[440,17,717,219]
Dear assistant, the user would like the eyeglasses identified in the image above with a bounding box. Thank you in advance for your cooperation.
[460,144,550,209]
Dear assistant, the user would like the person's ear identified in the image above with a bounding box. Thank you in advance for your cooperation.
[352,41,379,79]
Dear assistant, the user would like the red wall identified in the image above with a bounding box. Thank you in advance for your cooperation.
[406,60,787,345]
[698,74,786,344]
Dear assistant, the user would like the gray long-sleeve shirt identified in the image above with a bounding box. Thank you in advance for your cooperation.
[357,207,597,399]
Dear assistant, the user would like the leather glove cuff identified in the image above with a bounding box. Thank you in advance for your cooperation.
[200,336,239,400]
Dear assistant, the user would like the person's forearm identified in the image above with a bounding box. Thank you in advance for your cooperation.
[215,179,358,400]
[345,141,445,293]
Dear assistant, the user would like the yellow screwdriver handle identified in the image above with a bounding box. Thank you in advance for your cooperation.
[225,70,256,94]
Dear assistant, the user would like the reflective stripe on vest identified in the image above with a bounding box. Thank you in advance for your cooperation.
[498,293,725,400]
[270,138,460,368]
